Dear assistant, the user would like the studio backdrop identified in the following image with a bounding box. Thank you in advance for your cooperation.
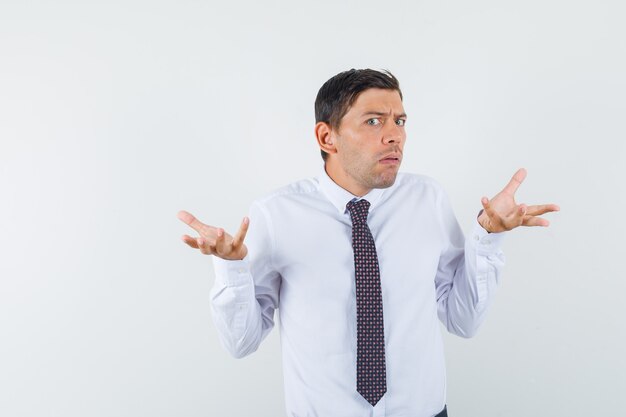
[1,0,624,416]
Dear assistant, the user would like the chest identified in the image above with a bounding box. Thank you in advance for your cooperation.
[271,203,444,297]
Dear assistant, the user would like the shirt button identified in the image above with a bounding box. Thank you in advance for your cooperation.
[474,235,479,241]
[238,268,245,274]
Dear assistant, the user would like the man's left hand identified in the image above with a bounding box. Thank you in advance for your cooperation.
[477,168,560,233]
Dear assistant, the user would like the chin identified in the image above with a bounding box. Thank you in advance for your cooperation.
[373,172,398,189]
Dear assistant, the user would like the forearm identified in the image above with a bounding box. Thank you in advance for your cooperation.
[437,222,505,338]
[209,258,278,358]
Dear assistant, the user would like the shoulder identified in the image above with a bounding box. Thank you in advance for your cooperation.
[252,177,321,208]
[392,172,447,196]
[382,172,452,210]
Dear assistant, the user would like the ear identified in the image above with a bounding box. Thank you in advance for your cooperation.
[315,122,337,156]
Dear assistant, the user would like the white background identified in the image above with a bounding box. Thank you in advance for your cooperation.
[1,0,624,416]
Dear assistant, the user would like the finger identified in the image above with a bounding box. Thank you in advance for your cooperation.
[481,197,502,226]
[214,228,227,255]
[232,217,250,249]
[501,203,526,230]
[181,234,199,249]
[197,237,215,255]
[502,168,527,196]
[522,216,550,227]
[515,203,527,222]
[177,210,213,235]
[525,204,560,216]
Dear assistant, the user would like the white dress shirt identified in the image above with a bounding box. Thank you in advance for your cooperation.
[210,168,505,417]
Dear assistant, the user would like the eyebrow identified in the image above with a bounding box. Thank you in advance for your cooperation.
[360,111,407,118]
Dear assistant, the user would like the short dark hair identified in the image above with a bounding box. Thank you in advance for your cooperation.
[314,68,403,161]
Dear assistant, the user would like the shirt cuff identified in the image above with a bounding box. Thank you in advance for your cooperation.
[212,257,252,287]
[470,221,505,254]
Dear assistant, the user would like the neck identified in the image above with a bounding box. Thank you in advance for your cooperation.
[324,160,371,197]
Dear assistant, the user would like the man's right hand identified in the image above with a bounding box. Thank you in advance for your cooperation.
[177,210,249,260]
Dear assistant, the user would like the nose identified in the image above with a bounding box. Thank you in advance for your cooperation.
[382,122,405,145]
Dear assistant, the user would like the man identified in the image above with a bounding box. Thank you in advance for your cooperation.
[177,69,559,417]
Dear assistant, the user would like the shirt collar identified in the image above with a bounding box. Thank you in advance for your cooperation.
[317,165,386,215]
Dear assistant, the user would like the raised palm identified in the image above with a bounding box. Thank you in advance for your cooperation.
[177,210,249,260]
[477,168,559,233]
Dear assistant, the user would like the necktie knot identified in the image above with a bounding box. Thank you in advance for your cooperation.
[346,199,371,225]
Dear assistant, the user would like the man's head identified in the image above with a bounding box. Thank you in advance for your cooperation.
[314,69,407,196]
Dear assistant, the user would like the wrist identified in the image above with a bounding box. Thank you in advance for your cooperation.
[477,209,492,233]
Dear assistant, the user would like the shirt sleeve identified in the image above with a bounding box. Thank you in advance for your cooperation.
[209,201,281,358]
[434,186,506,338]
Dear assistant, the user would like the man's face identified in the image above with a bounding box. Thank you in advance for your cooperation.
[330,88,406,195]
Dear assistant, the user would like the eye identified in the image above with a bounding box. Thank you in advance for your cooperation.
[396,119,406,126]
[366,118,381,126]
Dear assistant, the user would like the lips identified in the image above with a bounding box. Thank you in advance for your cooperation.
[379,153,402,163]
